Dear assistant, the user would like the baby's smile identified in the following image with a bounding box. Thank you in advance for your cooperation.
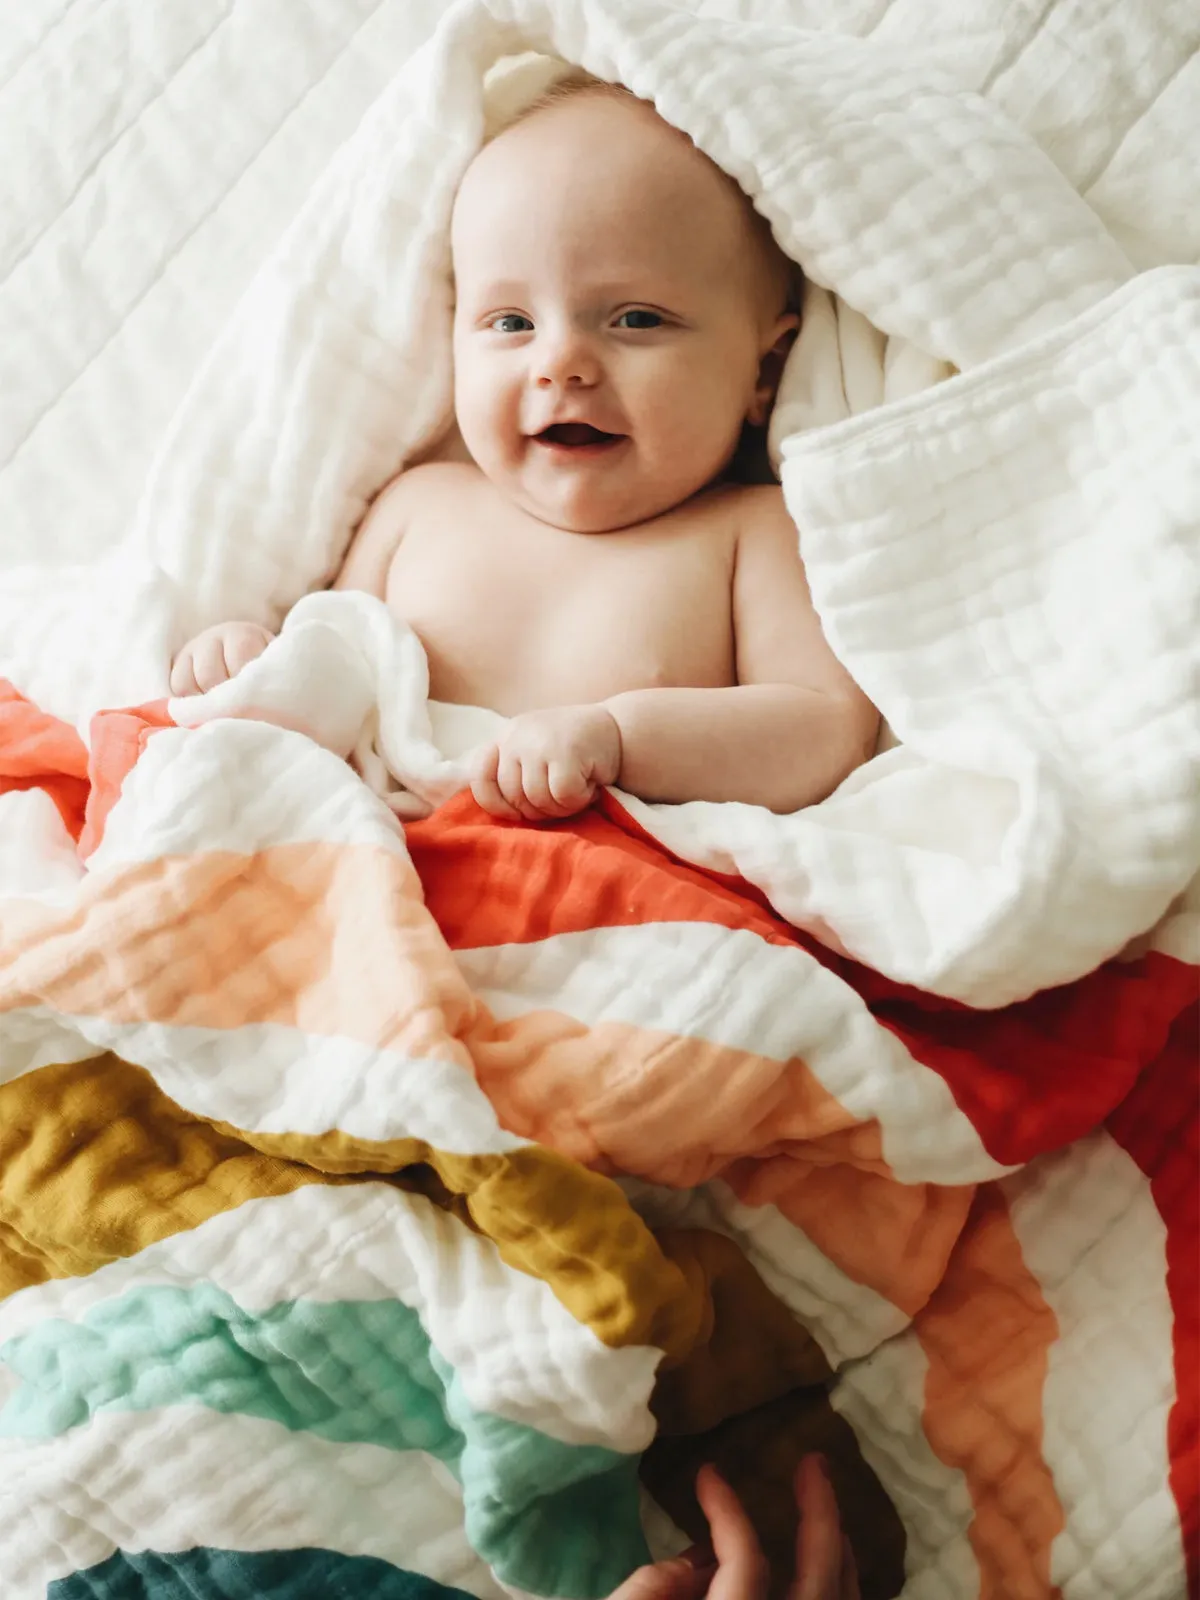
[449,85,796,535]
[532,421,628,455]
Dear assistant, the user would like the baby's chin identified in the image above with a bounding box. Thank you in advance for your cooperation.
[510,455,716,534]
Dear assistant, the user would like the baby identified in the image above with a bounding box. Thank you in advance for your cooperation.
[171,79,878,820]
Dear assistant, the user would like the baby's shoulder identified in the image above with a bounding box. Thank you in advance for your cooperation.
[383,459,488,513]
[694,480,791,542]
[727,480,790,521]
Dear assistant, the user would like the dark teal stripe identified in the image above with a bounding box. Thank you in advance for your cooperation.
[2,1284,648,1597]
[48,1546,477,1599]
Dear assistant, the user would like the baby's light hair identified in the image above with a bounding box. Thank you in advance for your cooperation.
[506,69,801,320]
[508,67,635,123]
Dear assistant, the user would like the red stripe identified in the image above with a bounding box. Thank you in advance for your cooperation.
[0,682,174,858]
[1106,1000,1200,1599]
[78,700,175,859]
[0,679,90,839]
[405,790,804,950]
[408,793,1197,1167]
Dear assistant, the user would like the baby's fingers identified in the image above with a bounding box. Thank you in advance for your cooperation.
[168,648,201,698]
[223,624,272,677]
[189,633,236,695]
[547,760,595,817]
[496,749,544,821]
[470,744,522,821]
[517,758,568,819]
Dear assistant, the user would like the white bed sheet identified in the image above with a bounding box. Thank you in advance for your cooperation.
[3,0,1197,571]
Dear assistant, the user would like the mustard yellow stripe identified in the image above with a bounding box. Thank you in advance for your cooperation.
[0,1055,328,1299]
[2,1059,830,1406]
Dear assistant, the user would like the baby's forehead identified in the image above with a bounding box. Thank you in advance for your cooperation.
[454,90,795,318]
[454,89,768,274]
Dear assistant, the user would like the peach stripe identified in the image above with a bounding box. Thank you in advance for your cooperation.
[915,1185,1064,1600]
[722,1155,973,1317]
[463,1009,885,1190]
[0,843,478,1070]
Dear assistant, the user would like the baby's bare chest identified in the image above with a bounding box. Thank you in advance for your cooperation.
[385,504,737,714]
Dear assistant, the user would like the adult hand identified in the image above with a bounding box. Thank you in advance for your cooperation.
[609,1456,859,1600]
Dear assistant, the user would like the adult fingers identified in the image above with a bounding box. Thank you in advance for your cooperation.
[791,1457,850,1600]
[695,1466,770,1600]
[840,1538,861,1600]
[606,1552,716,1600]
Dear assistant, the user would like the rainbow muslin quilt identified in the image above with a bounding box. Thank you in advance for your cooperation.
[0,670,1195,1598]
[2,0,1199,1597]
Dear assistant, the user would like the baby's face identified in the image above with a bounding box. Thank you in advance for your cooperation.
[451,92,795,533]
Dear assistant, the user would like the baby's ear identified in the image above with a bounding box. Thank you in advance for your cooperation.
[747,312,800,427]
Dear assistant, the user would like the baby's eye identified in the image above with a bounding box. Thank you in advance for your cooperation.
[489,313,534,334]
[615,309,664,330]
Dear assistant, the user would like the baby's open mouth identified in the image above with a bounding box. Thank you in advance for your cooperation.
[535,423,625,450]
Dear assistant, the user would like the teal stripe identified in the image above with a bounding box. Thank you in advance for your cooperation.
[2,1285,648,1598]
[49,1546,477,1599]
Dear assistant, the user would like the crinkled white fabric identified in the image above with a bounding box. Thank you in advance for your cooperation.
[1,0,1198,1008]
[169,591,477,818]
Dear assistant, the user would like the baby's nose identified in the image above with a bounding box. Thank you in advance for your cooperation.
[534,329,600,389]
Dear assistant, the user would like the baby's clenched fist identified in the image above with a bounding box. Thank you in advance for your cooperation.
[471,705,622,821]
[170,621,276,698]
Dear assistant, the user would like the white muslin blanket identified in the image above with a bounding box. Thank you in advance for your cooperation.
[2,6,1199,1599]
[2,0,1195,1006]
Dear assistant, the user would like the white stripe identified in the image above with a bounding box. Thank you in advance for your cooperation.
[1003,1133,1187,1599]
[704,1180,910,1365]
[0,1183,658,1452]
[86,720,410,869]
[0,790,83,903]
[0,1009,528,1154]
[0,1004,99,1084]
[0,1406,510,1600]
[456,924,1014,1185]
[831,1336,980,1600]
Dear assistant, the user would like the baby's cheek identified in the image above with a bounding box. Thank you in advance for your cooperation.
[453,375,504,456]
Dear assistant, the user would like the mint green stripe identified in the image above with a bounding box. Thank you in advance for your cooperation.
[2,1285,647,1598]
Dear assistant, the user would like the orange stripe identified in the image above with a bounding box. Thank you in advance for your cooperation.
[462,1009,882,1188]
[914,1184,1064,1599]
[723,1155,973,1317]
[0,840,888,1191]
[0,842,479,1069]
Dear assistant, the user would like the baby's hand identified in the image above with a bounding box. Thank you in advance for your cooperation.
[170,621,276,698]
[471,705,622,821]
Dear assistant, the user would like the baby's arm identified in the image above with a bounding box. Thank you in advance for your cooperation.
[332,470,413,598]
[171,472,414,696]
[604,488,878,812]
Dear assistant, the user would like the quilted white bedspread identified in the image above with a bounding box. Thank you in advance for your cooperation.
[1,2,1198,1598]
